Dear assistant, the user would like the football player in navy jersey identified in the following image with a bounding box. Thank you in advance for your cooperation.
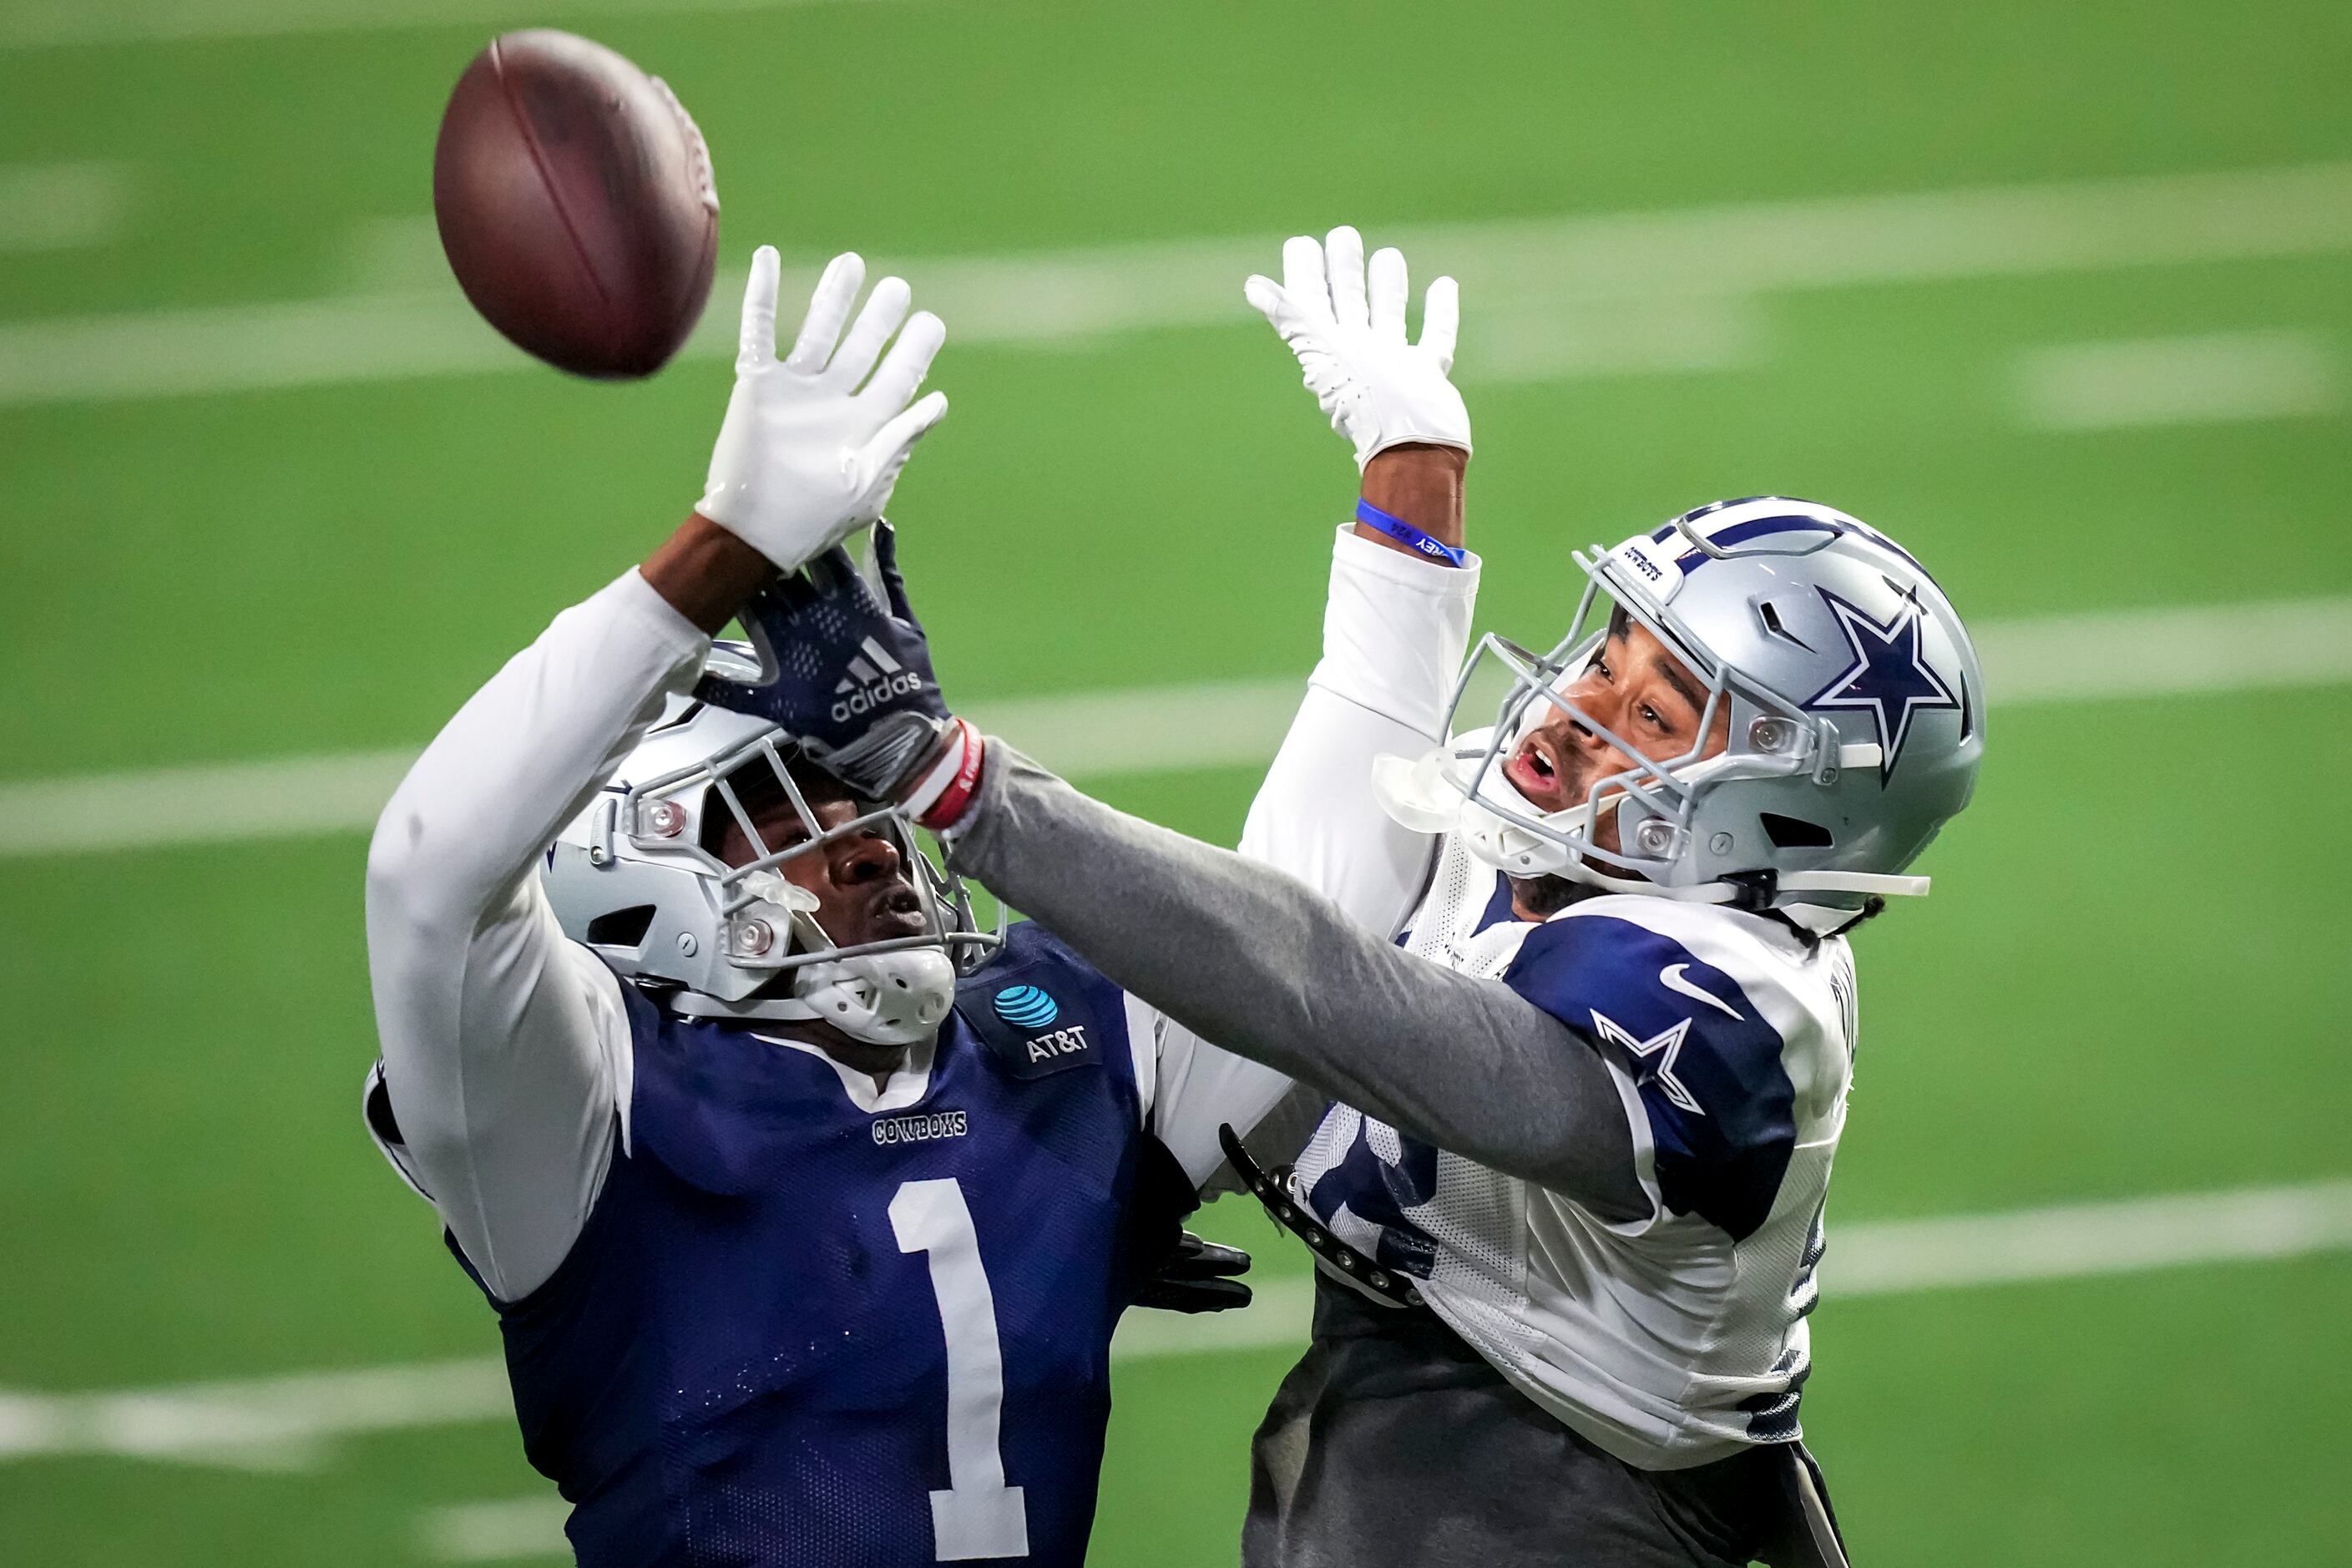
[362,237,1482,1565]
[771,228,1986,1567]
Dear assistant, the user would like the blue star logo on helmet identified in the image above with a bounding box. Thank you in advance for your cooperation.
[992,984,1059,1029]
[1805,588,1960,781]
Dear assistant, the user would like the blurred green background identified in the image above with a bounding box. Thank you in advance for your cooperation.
[3,0,2349,1562]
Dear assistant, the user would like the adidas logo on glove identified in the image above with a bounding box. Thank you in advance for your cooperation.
[832,636,926,722]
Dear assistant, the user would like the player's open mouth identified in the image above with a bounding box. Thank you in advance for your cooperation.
[867,883,928,938]
[1505,735,1571,813]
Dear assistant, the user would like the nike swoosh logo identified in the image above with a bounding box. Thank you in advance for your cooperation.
[1660,963,1743,1020]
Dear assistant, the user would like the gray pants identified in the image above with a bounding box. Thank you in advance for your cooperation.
[1245,1277,1839,1568]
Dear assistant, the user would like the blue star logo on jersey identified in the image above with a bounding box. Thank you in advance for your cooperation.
[992,984,1059,1029]
[1804,587,1960,781]
[1589,1010,1707,1116]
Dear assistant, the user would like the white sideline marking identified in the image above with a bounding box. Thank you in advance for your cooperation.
[2016,330,2339,429]
[0,163,129,254]
[0,0,883,50]
[1,1181,2343,1479]
[3,594,2348,860]
[10,160,2352,404]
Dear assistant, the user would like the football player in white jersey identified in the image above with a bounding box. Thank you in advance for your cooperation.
[732,227,1985,1565]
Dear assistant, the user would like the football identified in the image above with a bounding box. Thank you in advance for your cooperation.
[433,29,720,379]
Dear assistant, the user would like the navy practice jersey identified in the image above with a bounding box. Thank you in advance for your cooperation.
[446,923,1186,1567]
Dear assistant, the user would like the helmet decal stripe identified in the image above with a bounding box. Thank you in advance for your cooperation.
[1673,513,1844,569]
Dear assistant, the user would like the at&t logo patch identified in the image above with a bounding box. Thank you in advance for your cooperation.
[992,984,1058,1029]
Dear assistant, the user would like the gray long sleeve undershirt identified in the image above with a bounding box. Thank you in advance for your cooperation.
[953,746,1649,1222]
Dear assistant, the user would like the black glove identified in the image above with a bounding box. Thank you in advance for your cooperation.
[1134,1230,1254,1314]
[695,521,953,798]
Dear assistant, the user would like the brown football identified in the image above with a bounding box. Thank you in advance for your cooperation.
[433,30,720,379]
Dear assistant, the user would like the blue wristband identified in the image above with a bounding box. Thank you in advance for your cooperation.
[1354,498,1469,568]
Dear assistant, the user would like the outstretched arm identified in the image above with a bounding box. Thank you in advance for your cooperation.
[950,749,1646,1217]
[367,569,711,1300]
[1140,228,1483,1182]
[365,249,951,1300]
[1146,505,1479,1181]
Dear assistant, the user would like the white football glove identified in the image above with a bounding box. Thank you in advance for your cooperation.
[1244,225,1468,468]
[697,245,949,572]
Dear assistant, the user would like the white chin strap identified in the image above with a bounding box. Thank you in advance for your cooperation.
[785,948,959,1046]
[721,873,960,1045]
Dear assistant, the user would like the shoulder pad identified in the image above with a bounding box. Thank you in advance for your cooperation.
[955,921,1126,1082]
[1505,912,1797,1241]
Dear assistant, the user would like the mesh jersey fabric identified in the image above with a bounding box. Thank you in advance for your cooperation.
[449,921,1180,1567]
[1292,831,1858,1470]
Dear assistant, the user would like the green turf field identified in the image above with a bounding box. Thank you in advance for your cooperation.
[4,1,2351,1561]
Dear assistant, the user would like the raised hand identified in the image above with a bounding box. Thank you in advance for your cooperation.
[695,246,949,573]
[1244,225,1469,469]
[695,523,957,802]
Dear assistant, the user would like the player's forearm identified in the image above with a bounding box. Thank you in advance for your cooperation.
[640,511,776,633]
[1355,443,1467,557]
[1237,526,1479,932]
[953,749,1644,1212]
[367,568,710,933]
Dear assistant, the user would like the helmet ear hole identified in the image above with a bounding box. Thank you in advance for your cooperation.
[1760,813,1834,850]
[584,904,658,947]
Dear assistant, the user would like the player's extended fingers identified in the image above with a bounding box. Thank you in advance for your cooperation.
[872,520,924,629]
[854,390,948,513]
[1281,234,1332,319]
[1368,246,1408,343]
[1324,225,1368,331]
[736,245,781,371]
[802,544,870,605]
[858,308,945,412]
[827,275,913,387]
[864,389,949,468]
[782,252,866,372]
[766,566,820,614]
[1419,275,1460,372]
[1243,275,1299,336]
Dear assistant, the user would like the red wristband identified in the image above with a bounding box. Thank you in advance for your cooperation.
[908,717,985,832]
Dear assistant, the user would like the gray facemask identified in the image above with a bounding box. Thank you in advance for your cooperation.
[1375,497,1984,933]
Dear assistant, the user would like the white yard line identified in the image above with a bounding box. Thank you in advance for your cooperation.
[0,163,130,254]
[3,594,2347,860]
[0,1179,2343,1482]
[0,0,884,50]
[8,160,2352,405]
[1825,1181,2352,1296]
[1974,593,2352,703]
[2016,330,2339,430]
[419,1496,572,1563]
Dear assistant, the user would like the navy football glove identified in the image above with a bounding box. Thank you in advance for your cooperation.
[1134,1231,1254,1314]
[695,522,954,800]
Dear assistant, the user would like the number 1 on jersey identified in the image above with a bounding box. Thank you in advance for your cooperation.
[889,1178,1031,1561]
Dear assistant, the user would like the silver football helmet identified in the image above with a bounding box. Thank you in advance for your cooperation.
[1375,497,1982,931]
[542,644,1000,1044]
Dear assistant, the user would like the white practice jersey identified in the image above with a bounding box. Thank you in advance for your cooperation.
[1292,829,1859,1470]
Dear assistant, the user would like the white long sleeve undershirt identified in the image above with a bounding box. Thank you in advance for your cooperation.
[364,528,1477,1302]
